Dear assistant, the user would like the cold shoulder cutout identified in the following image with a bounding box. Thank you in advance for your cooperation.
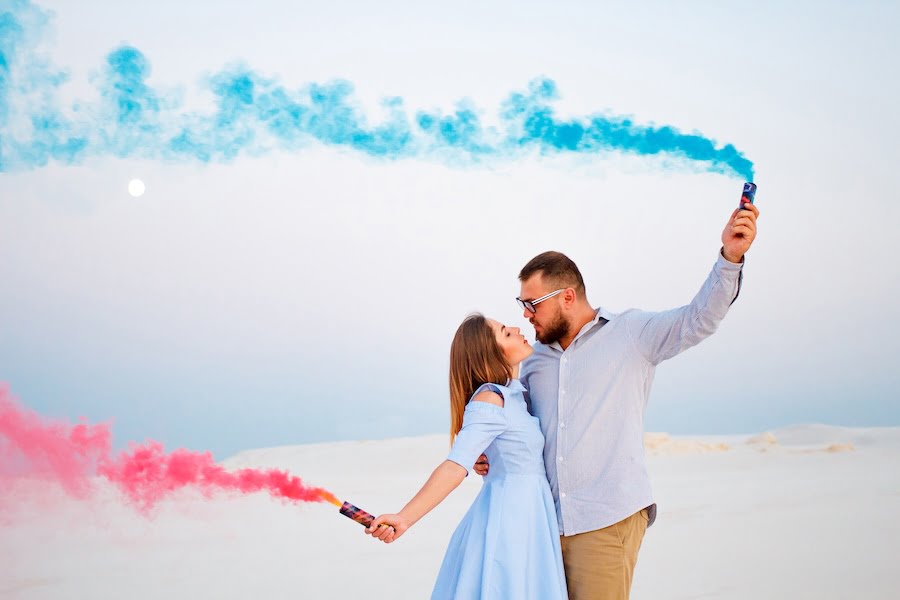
[470,389,504,407]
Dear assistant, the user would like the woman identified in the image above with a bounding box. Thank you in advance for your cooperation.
[365,313,567,600]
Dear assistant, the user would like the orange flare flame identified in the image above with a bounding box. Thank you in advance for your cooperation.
[321,491,343,506]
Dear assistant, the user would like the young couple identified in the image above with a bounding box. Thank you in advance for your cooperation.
[365,200,760,600]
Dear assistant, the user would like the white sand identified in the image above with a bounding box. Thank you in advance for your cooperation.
[2,425,899,599]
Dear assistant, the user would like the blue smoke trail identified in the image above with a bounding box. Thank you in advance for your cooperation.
[0,0,754,180]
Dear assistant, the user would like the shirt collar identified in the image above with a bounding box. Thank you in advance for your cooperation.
[505,379,526,393]
[548,307,613,352]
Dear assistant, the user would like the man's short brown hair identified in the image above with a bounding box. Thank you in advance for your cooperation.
[518,251,586,297]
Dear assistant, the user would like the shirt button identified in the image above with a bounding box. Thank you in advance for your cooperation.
[560,493,567,498]
[558,456,564,462]
[562,358,568,364]
[559,422,565,428]
[560,389,566,395]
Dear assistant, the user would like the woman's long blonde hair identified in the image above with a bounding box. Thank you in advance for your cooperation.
[448,313,512,445]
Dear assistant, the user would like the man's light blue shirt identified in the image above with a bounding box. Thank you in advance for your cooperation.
[520,252,744,536]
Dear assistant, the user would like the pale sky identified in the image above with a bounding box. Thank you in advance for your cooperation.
[1,0,898,458]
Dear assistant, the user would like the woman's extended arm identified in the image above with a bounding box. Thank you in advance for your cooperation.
[365,460,467,543]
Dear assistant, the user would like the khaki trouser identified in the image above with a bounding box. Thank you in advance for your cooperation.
[559,508,649,600]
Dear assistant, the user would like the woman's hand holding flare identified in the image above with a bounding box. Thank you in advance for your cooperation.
[363,460,467,545]
[366,514,411,544]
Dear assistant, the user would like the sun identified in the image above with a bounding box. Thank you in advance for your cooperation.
[128,179,145,198]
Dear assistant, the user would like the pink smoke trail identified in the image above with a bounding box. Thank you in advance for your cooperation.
[0,384,111,498]
[0,384,341,512]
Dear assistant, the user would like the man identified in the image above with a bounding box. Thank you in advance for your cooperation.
[475,200,760,599]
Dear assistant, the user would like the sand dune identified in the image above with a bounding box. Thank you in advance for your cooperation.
[771,424,900,448]
[643,432,729,455]
[2,425,898,599]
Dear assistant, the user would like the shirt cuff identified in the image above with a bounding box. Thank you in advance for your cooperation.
[717,247,745,270]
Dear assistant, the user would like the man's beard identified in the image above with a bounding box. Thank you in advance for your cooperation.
[535,311,570,345]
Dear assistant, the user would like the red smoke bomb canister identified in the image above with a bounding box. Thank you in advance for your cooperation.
[339,501,376,527]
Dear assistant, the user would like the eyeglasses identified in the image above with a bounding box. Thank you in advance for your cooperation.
[516,289,565,314]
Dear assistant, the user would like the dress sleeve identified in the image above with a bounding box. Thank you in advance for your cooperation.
[446,401,508,472]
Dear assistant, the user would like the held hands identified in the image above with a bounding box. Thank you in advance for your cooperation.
[721,202,760,263]
[365,513,411,544]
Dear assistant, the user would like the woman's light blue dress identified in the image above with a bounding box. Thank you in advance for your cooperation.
[432,380,567,600]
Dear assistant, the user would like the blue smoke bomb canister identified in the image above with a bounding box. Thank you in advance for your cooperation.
[740,182,756,207]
